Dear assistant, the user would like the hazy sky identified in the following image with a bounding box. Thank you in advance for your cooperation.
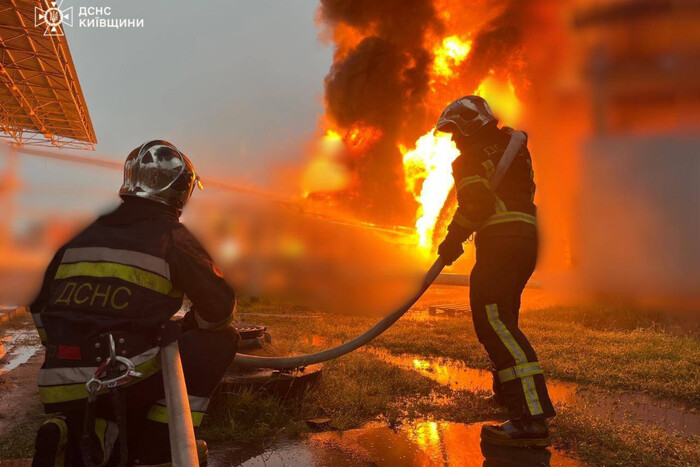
[6,0,331,221]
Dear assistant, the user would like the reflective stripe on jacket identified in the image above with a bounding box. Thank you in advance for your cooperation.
[29,198,237,406]
[447,124,537,241]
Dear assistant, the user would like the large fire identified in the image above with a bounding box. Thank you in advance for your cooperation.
[401,64,524,253]
[307,1,526,254]
[432,35,472,80]
[401,130,460,249]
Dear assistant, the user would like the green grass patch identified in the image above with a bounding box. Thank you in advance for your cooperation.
[552,403,700,466]
[203,351,446,441]
[0,408,43,460]
[240,299,700,405]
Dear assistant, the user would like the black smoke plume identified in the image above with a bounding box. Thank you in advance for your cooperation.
[316,0,526,223]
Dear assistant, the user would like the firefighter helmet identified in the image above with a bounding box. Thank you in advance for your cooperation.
[119,140,203,211]
[435,95,497,137]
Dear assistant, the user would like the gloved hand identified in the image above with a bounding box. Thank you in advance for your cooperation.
[438,229,467,266]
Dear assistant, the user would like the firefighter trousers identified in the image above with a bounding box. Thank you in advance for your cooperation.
[469,234,555,421]
[59,326,239,465]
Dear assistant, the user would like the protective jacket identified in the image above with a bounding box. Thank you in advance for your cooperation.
[445,123,555,421]
[29,197,236,409]
[446,123,537,242]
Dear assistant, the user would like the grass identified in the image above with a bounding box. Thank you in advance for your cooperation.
[2,294,698,465]
[203,351,451,441]
[552,404,700,466]
[221,293,700,465]
[238,297,700,405]
[200,346,700,466]
[0,407,43,460]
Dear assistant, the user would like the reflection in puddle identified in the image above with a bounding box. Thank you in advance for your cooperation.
[0,330,42,375]
[368,348,700,436]
[211,420,581,466]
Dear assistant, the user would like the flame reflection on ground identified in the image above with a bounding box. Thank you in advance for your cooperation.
[211,420,581,467]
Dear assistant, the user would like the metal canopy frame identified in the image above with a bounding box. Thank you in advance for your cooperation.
[0,0,96,149]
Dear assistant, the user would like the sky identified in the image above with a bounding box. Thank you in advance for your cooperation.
[4,0,332,224]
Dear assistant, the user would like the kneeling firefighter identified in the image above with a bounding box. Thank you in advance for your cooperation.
[29,140,240,466]
[435,96,556,447]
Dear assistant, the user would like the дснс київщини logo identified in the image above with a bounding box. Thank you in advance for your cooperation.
[35,1,73,36]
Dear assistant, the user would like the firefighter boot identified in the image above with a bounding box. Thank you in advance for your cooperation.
[480,418,551,448]
[32,418,68,467]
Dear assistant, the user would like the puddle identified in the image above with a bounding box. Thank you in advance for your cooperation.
[211,420,582,466]
[368,348,700,436]
[0,329,42,375]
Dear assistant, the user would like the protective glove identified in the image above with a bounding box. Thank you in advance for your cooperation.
[438,228,468,266]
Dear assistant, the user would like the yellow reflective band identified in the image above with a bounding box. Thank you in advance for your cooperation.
[146,404,205,427]
[485,304,527,364]
[457,175,489,193]
[62,247,170,280]
[37,328,47,342]
[485,306,544,417]
[55,262,182,297]
[481,211,536,229]
[39,382,94,404]
[481,159,495,178]
[38,354,162,404]
[94,418,110,465]
[498,362,543,383]
[522,375,544,416]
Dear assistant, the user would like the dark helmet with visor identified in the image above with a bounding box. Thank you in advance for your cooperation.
[119,140,203,211]
[435,95,497,137]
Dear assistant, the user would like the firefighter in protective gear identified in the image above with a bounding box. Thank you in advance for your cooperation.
[30,140,239,466]
[436,96,555,447]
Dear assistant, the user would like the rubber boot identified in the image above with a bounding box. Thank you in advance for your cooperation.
[32,418,69,467]
[480,418,551,448]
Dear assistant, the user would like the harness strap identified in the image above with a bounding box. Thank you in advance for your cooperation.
[489,130,526,193]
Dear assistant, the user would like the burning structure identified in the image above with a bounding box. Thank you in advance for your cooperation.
[301,0,700,301]
[303,0,527,257]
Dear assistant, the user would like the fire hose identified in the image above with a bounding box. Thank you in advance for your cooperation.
[231,130,526,370]
[232,257,445,369]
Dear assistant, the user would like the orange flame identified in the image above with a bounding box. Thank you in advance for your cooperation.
[432,35,472,80]
[308,5,524,253]
[475,76,523,128]
[344,123,383,154]
[401,57,523,253]
[401,130,460,250]
[301,129,350,196]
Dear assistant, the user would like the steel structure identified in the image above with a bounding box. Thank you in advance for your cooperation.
[0,0,96,149]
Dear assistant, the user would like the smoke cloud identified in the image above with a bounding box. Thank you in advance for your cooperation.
[315,0,529,223]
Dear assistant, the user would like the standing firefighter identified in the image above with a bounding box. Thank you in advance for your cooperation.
[435,96,556,447]
[29,140,240,466]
